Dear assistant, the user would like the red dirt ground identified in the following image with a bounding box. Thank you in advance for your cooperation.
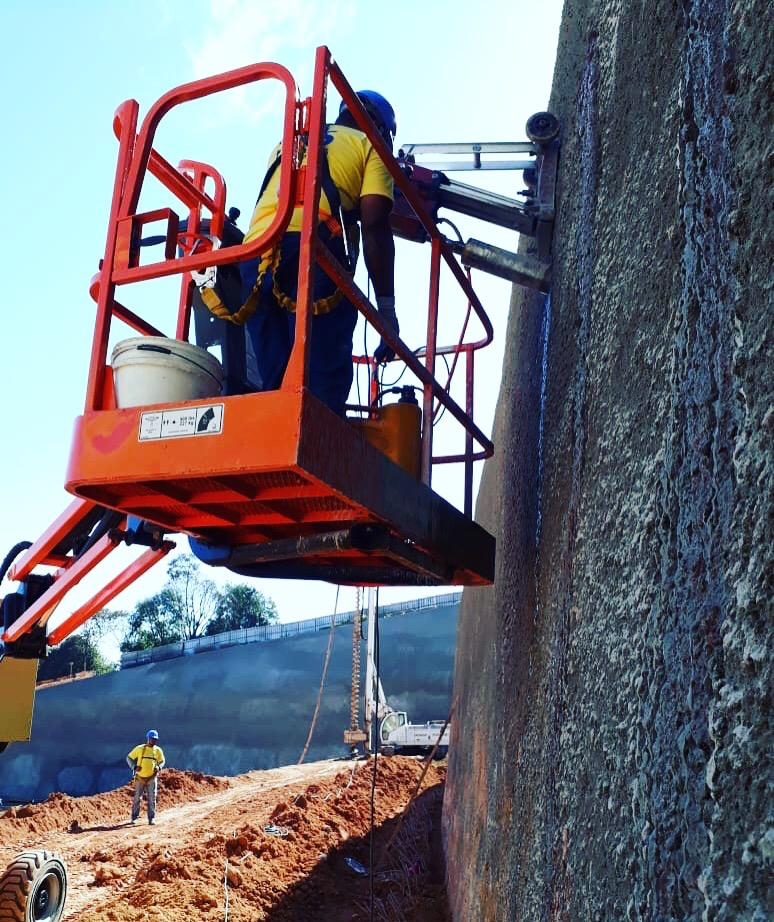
[0,758,449,921]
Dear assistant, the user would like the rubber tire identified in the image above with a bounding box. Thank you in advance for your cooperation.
[0,851,67,922]
[526,111,560,145]
[381,745,396,757]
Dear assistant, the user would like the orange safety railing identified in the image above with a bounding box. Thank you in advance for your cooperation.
[84,45,494,518]
[2,46,501,649]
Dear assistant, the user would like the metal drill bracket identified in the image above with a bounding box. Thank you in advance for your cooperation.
[393,111,560,285]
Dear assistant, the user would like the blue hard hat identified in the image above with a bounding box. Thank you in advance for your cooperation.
[340,90,396,142]
[146,729,159,740]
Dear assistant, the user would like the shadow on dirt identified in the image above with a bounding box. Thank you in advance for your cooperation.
[265,782,450,922]
[68,821,134,833]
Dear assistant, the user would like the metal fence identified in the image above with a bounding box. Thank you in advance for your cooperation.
[119,591,462,669]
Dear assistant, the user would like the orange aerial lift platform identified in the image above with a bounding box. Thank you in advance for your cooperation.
[0,45,558,748]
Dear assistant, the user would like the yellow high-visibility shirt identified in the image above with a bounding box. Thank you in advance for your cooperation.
[244,124,394,246]
[128,743,165,779]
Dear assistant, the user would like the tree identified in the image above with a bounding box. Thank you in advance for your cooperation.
[39,635,114,681]
[119,555,276,651]
[205,584,279,635]
[164,555,220,640]
[120,590,183,653]
[80,608,129,650]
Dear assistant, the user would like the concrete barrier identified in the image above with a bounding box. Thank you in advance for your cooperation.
[0,603,457,803]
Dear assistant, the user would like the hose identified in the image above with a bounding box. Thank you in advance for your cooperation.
[75,510,123,557]
[0,541,32,585]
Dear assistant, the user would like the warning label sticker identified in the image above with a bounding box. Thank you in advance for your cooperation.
[139,404,224,441]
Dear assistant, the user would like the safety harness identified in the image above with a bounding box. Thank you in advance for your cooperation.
[197,137,351,324]
[134,743,161,780]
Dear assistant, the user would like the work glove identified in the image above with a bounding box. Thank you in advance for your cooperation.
[374,296,399,364]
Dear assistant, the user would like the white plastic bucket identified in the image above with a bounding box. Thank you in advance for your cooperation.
[111,337,224,409]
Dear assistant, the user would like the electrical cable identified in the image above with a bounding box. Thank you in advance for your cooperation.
[366,274,413,398]
[377,699,455,867]
[431,258,475,427]
[377,347,421,390]
[378,232,468,401]
[434,276,474,417]
[437,217,464,244]
[0,541,32,585]
[370,384,405,409]
[76,509,123,557]
[368,587,380,922]
[432,352,452,426]
[297,586,340,764]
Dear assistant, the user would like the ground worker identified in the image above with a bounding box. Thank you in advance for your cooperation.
[127,729,165,825]
[235,90,399,417]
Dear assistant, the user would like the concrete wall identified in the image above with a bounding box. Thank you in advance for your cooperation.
[444,1,771,920]
[0,604,456,802]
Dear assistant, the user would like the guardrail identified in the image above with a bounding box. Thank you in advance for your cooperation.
[119,591,462,669]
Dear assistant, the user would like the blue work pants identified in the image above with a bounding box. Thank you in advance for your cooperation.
[240,232,357,418]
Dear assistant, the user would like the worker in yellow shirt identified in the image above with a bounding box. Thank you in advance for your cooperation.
[127,729,165,825]
[237,89,398,417]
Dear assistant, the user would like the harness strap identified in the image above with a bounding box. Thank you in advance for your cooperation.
[134,744,148,779]
[199,133,349,325]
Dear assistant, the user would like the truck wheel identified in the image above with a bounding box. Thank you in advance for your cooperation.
[0,850,67,922]
[381,745,396,757]
[526,111,560,145]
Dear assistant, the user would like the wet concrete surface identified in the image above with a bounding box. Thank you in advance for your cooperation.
[444,1,771,919]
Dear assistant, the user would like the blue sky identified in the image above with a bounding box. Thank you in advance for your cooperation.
[0,0,563,654]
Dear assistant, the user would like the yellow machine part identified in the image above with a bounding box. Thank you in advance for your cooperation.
[350,400,422,479]
[0,656,38,743]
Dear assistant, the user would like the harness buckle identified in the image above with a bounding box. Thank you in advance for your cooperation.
[189,237,221,291]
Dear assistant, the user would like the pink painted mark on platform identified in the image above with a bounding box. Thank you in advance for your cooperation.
[93,417,135,453]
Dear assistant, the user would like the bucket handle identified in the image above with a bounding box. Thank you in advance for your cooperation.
[133,342,222,386]
[136,344,173,355]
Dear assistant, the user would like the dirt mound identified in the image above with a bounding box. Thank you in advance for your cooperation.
[0,769,229,842]
[68,757,447,921]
